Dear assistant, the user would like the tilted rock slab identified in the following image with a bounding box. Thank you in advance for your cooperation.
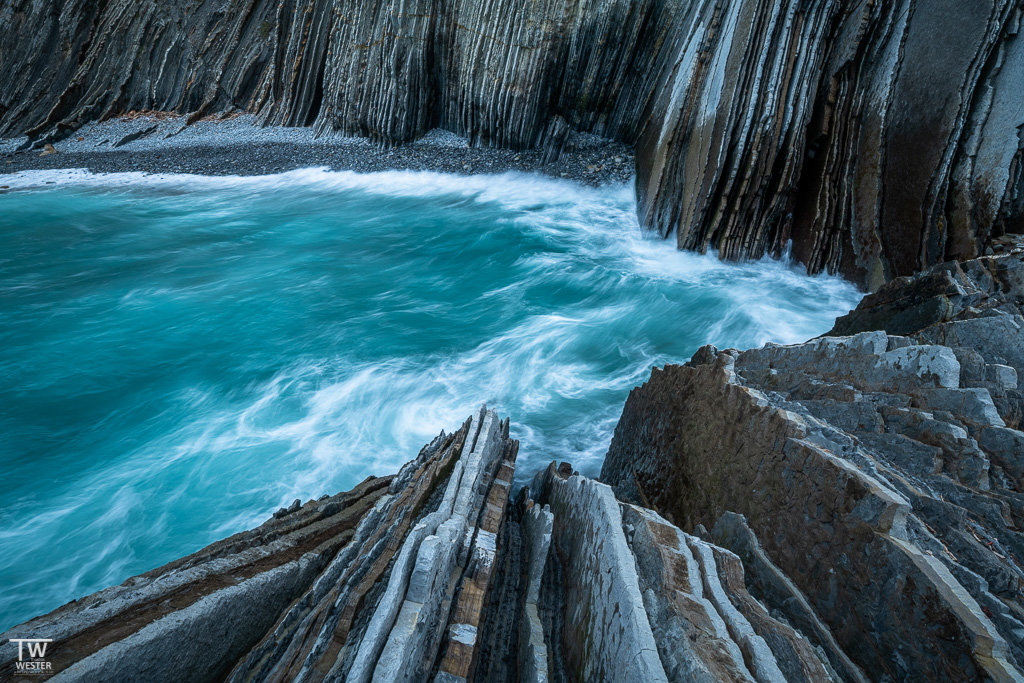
[602,331,1024,680]
[528,462,832,682]
[833,253,1024,432]
[532,465,671,683]
[0,474,394,682]
[2,402,847,682]
[0,407,520,683]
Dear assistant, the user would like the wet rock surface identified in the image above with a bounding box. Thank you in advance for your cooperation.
[2,0,1021,285]
[5,261,1024,680]
[602,254,1024,680]
[1,408,514,682]
[2,257,1023,682]
[0,473,395,682]
[635,0,1024,287]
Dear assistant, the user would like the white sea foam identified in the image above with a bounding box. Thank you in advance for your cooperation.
[0,166,624,208]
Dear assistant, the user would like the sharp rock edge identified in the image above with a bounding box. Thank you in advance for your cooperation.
[4,251,1024,682]
[603,252,1024,681]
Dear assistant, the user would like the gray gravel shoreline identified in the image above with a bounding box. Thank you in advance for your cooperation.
[0,114,635,185]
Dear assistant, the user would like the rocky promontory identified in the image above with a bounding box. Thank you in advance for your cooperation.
[603,252,1024,680]
[1,408,830,682]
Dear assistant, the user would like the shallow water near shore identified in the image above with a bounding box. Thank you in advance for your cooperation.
[0,167,862,630]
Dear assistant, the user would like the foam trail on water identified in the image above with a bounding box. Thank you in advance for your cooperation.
[0,167,863,630]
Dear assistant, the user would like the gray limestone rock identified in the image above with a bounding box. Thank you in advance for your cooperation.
[0,409,521,683]
[1,409,843,682]
[529,464,829,683]
[0,475,394,682]
[602,331,1024,679]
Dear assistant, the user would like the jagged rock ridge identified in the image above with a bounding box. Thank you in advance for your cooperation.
[602,253,1024,680]
[1,408,837,682]
[2,0,1022,286]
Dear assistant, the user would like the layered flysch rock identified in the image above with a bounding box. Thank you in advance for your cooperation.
[0,470,392,682]
[0,0,686,149]
[602,255,1024,680]
[1,407,842,681]
[528,463,831,683]
[0,407,518,682]
[3,0,1021,285]
[6,257,1024,681]
[635,1,1024,287]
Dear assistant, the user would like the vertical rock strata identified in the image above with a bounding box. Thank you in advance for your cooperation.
[2,0,1021,284]
[526,463,831,683]
[602,254,1024,680]
[636,0,1024,287]
[0,0,685,148]
[532,469,670,682]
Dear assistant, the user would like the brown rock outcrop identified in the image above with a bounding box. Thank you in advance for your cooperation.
[0,408,519,682]
[0,473,393,682]
[833,251,1024,435]
[602,324,1024,679]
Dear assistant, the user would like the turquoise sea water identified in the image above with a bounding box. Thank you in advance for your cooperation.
[0,168,862,631]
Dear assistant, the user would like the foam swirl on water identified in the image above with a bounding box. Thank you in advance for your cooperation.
[0,168,862,630]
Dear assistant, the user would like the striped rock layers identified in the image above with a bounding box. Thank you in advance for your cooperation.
[0,406,839,682]
[635,0,1024,288]
[0,0,685,147]
[0,408,519,682]
[602,262,1024,679]
[2,0,1022,286]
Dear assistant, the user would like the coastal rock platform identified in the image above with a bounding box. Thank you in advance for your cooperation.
[1,408,824,682]
[604,254,1024,681]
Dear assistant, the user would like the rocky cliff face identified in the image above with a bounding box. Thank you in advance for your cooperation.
[636,0,1024,288]
[0,0,682,147]
[2,0,1021,287]
[602,253,1024,680]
